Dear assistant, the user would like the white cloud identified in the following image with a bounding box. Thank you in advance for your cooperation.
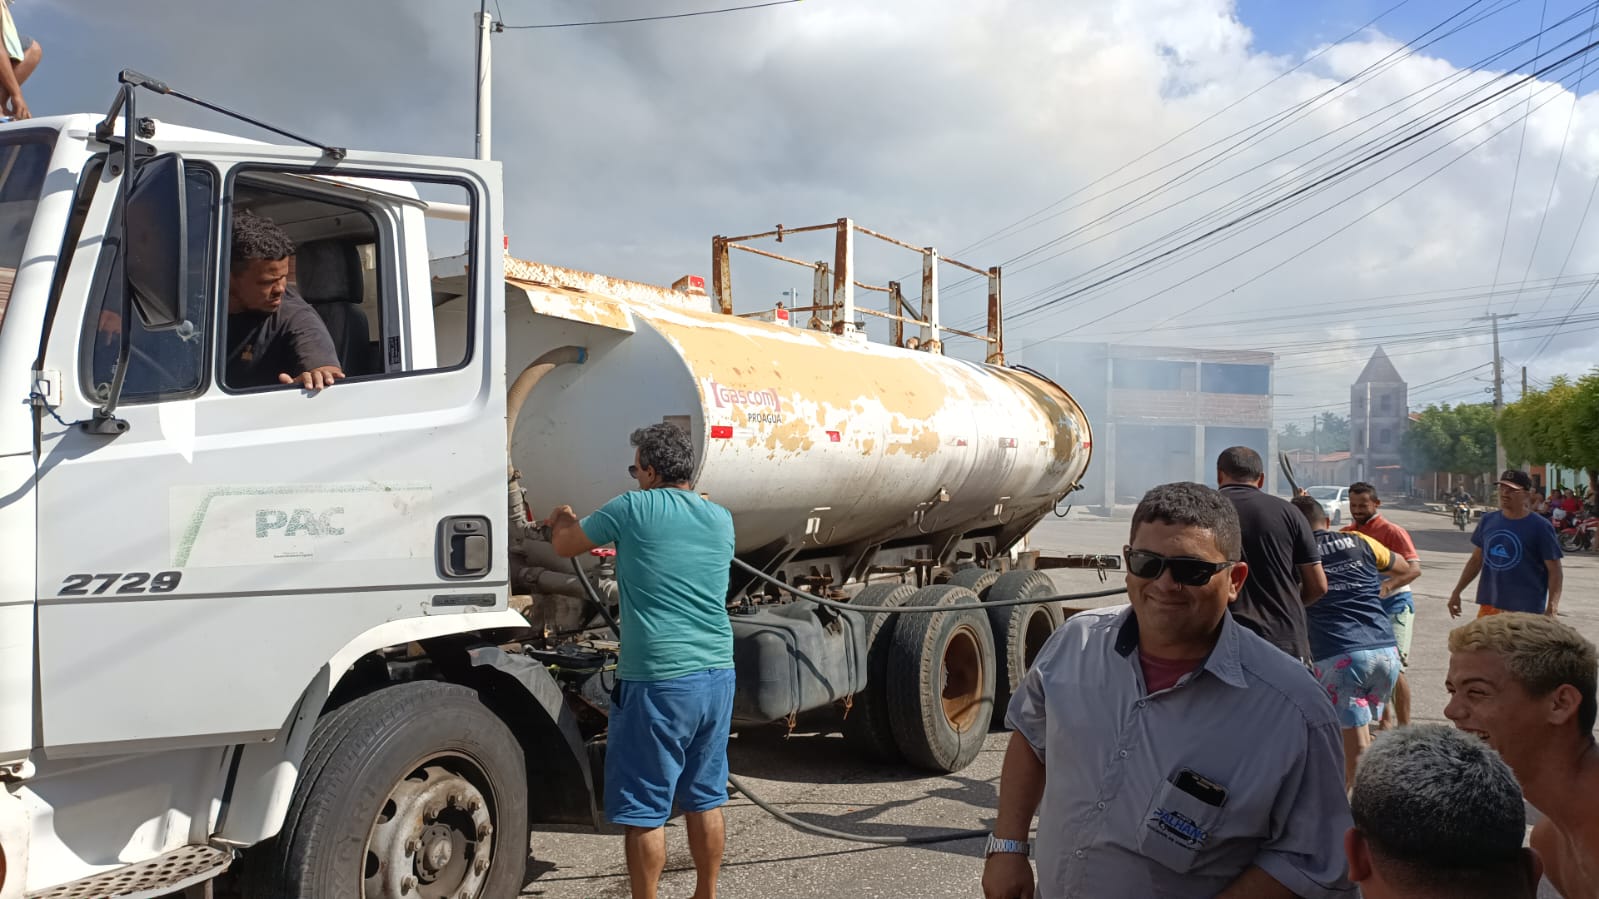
[24,0,1599,415]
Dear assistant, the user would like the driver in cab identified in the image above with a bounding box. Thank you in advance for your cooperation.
[225,211,344,391]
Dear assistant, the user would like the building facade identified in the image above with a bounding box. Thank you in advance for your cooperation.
[1349,347,1408,495]
[1015,342,1277,507]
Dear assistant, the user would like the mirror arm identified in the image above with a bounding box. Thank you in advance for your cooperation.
[83,83,137,437]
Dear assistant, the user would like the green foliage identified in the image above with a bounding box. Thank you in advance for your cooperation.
[1278,412,1350,452]
[1402,403,1496,475]
[1499,373,1599,474]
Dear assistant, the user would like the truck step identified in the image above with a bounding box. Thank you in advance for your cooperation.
[26,844,232,899]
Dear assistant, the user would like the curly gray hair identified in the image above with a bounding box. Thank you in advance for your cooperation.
[631,422,696,485]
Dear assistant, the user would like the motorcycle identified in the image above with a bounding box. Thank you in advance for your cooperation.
[1452,500,1472,531]
[1558,514,1598,552]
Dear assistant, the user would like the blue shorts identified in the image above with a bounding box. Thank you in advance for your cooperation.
[605,667,735,828]
[1312,647,1402,729]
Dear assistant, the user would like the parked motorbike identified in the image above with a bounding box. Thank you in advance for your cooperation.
[1558,514,1598,552]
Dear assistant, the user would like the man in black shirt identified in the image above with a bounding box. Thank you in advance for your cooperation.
[1216,446,1327,660]
[225,211,344,390]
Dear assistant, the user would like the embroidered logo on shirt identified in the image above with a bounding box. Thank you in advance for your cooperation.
[1149,807,1209,849]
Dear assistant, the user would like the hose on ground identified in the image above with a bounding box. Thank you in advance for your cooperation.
[726,772,991,846]
[732,557,1126,611]
[565,560,1053,846]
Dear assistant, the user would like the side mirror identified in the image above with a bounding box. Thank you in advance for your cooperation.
[124,153,188,331]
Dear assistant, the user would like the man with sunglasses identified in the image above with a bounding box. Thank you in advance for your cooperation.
[984,482,1352,899]
[546,423,737,899]
[1216,446,1327,663]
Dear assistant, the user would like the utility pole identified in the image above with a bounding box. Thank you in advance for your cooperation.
[1521,366,1528,400]
[1472,312,1518,475]
[474,0,494,161]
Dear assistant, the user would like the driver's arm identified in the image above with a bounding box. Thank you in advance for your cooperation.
[278,289,344,391]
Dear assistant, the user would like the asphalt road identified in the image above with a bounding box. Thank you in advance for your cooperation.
[518,507,1593,898]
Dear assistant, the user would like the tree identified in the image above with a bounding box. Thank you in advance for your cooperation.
[1277,412,1350,453]
[1503,371,1599,496]
[1402,403,1496,478]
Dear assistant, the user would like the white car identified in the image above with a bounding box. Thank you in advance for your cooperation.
[1305,486,1351,526]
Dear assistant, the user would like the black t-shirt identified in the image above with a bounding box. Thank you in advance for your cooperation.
[1219,483,1322,659]
[226,288,340,388]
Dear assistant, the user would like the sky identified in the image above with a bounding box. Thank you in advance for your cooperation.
[21,0,1599,426]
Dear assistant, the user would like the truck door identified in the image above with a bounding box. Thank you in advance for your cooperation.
[32,143,509,752]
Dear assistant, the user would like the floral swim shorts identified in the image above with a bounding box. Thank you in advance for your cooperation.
[1311,646,1402,728]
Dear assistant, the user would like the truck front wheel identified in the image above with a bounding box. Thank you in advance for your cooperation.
[242,681,529,899]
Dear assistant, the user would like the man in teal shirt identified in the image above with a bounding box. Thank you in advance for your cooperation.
[548,422,735,899]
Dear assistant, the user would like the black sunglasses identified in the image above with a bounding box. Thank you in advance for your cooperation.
[1124,548,1234,587]
[628,465,639,478]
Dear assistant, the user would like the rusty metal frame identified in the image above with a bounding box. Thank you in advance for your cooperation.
[710,218,1005,362]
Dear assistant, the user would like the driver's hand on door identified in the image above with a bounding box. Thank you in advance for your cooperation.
[281,365,345,391]
[97,309,123,346]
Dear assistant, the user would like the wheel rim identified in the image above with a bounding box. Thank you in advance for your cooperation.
[1021,606,1055,671]
[941,624,985,733]
[365,760,496,899]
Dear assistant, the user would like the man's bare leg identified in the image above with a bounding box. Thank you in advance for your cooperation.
[14,41,39,85]
[623,825,667,899]
[1392,671,1411,726]
[1342,725,1374,789]
[684,808,725,899]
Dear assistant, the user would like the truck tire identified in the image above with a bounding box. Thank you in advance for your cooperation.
[946,568,998,597]
[242,681,529,899]
[886,585,996,773]
[841,582,917,763]
[984,571,1063,727]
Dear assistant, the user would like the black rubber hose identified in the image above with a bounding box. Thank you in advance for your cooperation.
[732,557,1126,611]
[727,773,992,846]
[570,557,622,638]
[565,561,1002,846]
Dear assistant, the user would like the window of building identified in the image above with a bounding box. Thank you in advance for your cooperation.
[1379,393,1393,414]
[1199,362,1270,395]
[1113,358,1194,391]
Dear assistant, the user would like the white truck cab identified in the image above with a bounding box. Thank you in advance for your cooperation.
[0,74,1096,899]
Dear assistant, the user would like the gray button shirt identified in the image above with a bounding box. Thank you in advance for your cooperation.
[1006,605,1355,899]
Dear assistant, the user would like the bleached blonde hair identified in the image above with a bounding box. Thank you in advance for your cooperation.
[1449,613,1597,734]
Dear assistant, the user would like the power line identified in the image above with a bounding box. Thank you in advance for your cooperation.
[1487,0,1550,312]
[959,2,1599,330]
[498,0,801,29]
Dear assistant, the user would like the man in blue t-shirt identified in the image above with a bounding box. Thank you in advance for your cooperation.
[1292,496,1411,787]
[1449,469,1564,619]
[548,422,736,899]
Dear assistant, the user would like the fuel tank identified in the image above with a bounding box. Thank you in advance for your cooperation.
[503,259,1092,556]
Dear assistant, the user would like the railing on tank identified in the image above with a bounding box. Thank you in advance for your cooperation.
[710,218,1005,365]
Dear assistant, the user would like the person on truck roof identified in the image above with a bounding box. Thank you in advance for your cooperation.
[0,0,40,121]
[546,422,736,899]
[225,211,345,391]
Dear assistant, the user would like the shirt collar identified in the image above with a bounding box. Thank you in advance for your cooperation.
[1114,606,1249,689]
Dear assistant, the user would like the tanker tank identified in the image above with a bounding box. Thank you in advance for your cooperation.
[501,257,1093,563]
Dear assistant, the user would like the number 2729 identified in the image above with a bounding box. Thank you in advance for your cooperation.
[58,571,182,596]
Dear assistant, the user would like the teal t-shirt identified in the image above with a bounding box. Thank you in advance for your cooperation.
[580,488,735,682]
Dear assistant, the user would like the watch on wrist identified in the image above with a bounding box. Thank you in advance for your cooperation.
[985,834,1031,858]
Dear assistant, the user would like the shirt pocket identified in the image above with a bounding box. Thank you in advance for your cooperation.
[1135,778,1226,874]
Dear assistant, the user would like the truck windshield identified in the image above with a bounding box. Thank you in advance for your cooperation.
[0,135,52,335]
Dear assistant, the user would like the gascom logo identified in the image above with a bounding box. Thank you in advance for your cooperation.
[709,380,782,412]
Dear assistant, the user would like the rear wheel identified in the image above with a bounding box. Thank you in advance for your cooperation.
[241,681,529,899]
[886,585,996,773]
[841,583,917,763]
[1560,531,1580,552]
[984,571,1063,726]
[946,568,998,597]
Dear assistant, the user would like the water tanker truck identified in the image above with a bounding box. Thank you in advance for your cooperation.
[0,75,1090,898]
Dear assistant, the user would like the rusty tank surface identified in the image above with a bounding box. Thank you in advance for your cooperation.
[499,221,1092,569]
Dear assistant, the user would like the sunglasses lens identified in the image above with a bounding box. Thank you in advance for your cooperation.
[627,465,638,477]
[1167,560,1218,587]
[1125,550,1165,579]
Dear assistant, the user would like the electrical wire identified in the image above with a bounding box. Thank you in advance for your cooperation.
[498,0,801,29]
[1488,0,1551,310]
